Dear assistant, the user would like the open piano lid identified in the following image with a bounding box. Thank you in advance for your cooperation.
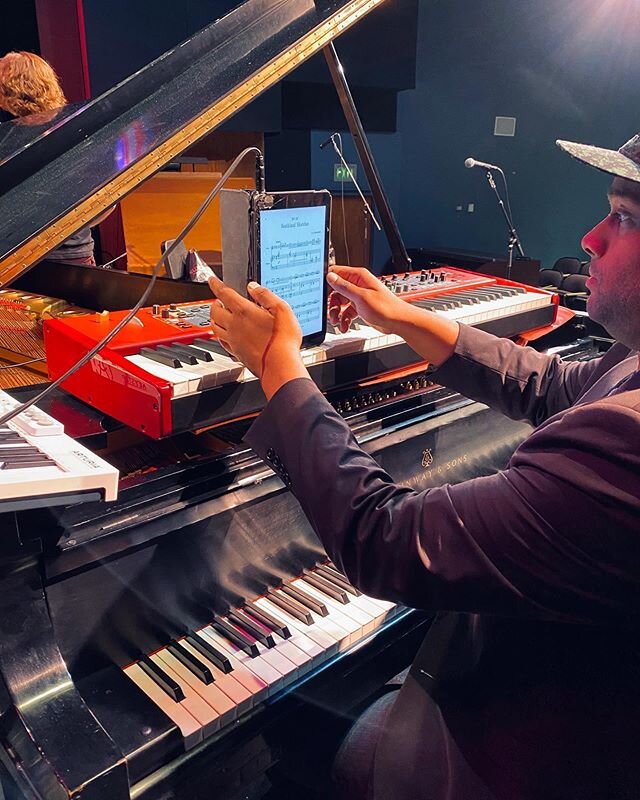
[0,0,385,287]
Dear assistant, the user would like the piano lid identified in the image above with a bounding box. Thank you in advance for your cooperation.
[0,0,385,287]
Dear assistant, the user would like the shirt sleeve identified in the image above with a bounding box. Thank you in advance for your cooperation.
[245,378,640,625]
[432,325,608,425]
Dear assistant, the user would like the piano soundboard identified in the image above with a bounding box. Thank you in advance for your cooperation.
[43,266,557,439]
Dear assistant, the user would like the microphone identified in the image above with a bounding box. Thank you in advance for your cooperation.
[465,156,501,171]
[319,134,336,150]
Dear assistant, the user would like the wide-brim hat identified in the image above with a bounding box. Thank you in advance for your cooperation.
[556,134,640,183]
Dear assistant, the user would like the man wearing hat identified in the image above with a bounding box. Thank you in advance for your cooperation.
[208,135,640,799]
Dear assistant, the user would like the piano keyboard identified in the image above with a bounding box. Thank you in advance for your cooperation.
[122,284,549,399]
[0,388,118,502]
[44,267,557,437]
[124,562,399,749]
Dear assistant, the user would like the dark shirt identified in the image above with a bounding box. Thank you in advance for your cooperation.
[245,324,640,799]
[46,226,95,262]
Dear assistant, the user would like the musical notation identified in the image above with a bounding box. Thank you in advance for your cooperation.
[259,206,326,336]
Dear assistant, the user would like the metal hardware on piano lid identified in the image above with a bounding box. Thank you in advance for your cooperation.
[43,266,559,438]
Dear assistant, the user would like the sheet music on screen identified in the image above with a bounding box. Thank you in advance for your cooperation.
[259,205,326,337]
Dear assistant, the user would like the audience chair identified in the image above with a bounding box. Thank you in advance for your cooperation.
[580,261,591,275]
[552,256,582,275]
[539,268,563,288]
[561,273,589,311]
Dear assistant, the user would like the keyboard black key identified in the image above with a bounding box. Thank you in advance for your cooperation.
[280,583,329,617]
[315,565,362,596]
[229,609,275,648]
[192,338,233,358]
[266,590,313,625]
[140,347,182,369]
[244,600,291,639]
[157,344,198,365]
[168,640,213,684]
[174,343,214,362]
[186,632,233,674]
[138,654,184,702]
[301,571,349,604]
[212,615,260,658]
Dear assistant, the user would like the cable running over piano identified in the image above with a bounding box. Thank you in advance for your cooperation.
[0,147,264,428]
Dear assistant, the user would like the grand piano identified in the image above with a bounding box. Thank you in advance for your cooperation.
[0,1,601,798]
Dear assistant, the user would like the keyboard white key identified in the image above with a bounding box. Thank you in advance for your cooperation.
[148,652,221,737]
[199,625,286,693]
[153,648,237,727]
[123,663,202,749]
[178,638,254,715]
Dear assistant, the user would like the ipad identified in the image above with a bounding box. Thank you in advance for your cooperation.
[250,190,331,346]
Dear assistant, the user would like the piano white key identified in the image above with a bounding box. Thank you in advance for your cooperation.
[127,354,201,396]
[154,648,237,725]
[123,663,202,749]
[252,601,328,664]
[178,638,254,714]
[167,352,252,389]
[192,628,270,704]
[149,653,221,736]
[199,626,285,693]
[229,613,318,675]
[290,581,363,644]
[294,578,376,636]
[254,596,342,657]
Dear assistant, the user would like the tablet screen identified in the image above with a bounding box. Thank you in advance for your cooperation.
[258,204,327,338]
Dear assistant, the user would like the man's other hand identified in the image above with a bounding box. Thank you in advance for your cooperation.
[327,266,408,334]
[208,275,309,400]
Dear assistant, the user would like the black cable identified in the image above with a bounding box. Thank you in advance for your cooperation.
[0,146,262,428]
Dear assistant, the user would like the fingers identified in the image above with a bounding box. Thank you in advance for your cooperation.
[338,305,358,333]
[326,271,367,304]
[208,273,245,311]
[329,265,380,289]
[247,281,282,312]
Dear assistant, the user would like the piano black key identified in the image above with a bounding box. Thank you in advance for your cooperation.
[175,343,214,362]
[211,615,260,657]
[138,653,184,702]
[192,338,232,358]
[266,590,313,625]
[315,564,362,596]
[244,600,291,639]
[301,571,349,604]
[168,640,213,684]
[229,609,276,648]
[280,583,329,617]
[186,632,233,674]
[140,346,182,369]
[157,344,198,365]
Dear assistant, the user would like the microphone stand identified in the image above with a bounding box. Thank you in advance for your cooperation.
[484,169,524,280]
[327,134,381,231]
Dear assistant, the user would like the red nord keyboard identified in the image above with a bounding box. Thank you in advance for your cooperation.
[43,267,557,438]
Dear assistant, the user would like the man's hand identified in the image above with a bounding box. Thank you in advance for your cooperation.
[208,274,309,400]
[327,266,409,334]
[327,265,460,367]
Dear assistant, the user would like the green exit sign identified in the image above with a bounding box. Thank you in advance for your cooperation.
[334,163,357,182]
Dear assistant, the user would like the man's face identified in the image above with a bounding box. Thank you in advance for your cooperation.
[581,176,640,348]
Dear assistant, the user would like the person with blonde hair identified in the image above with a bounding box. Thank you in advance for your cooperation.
[0,50,66,118]
[0,51,113,265]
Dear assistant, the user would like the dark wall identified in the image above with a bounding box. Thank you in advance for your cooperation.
[1,2,40,56]
[395,0,640,268]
